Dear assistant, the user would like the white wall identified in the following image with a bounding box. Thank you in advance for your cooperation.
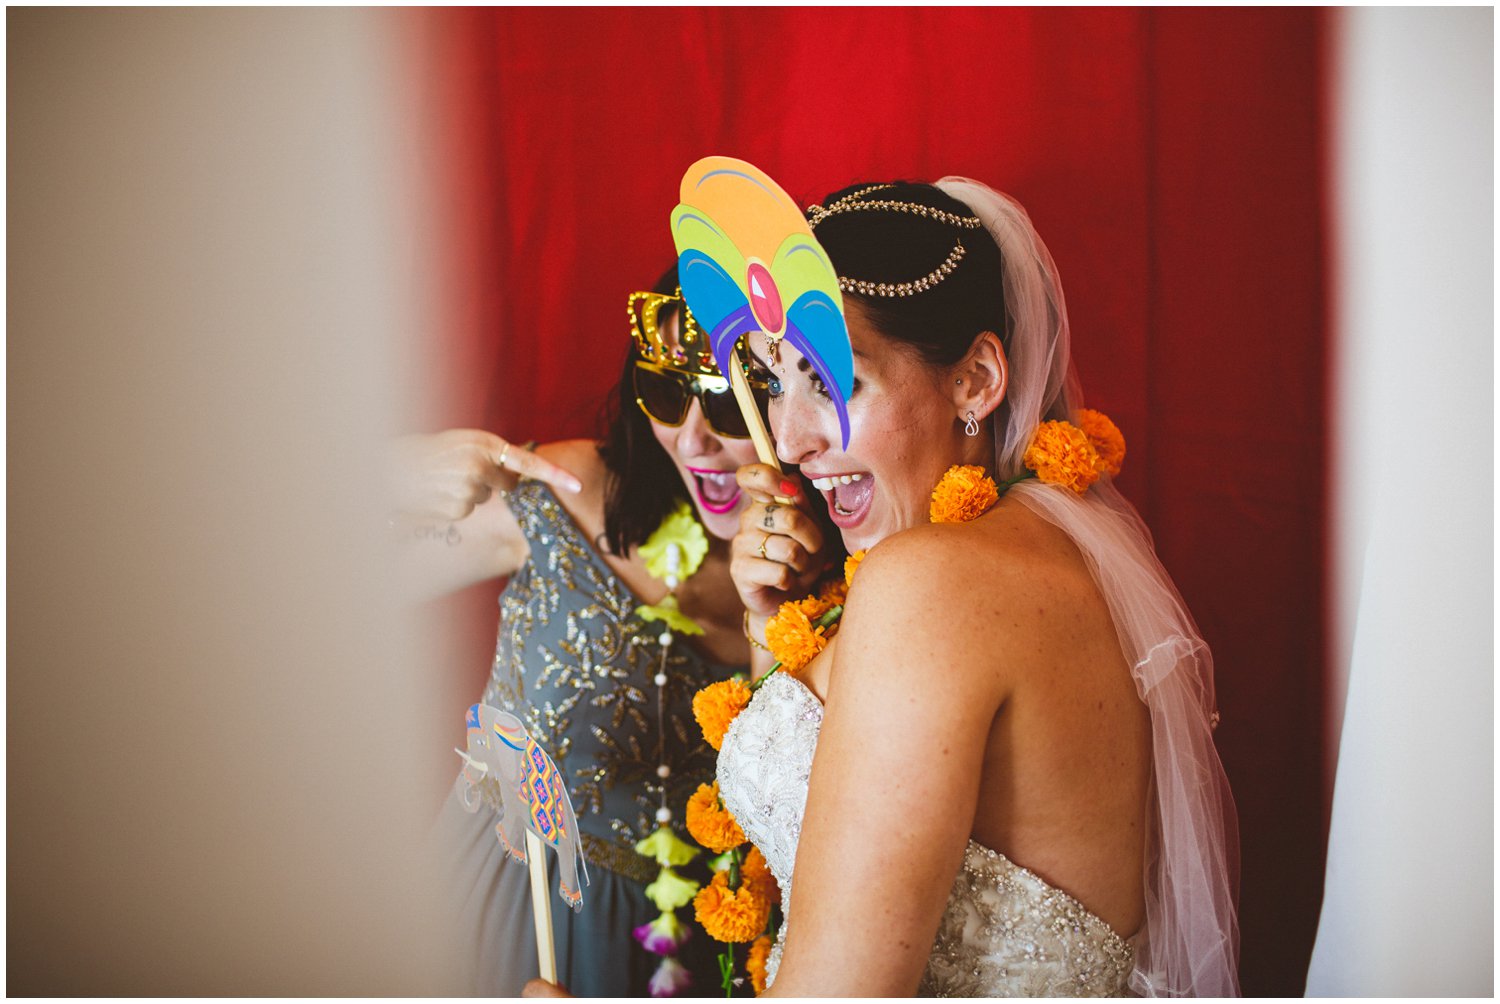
[1309,7,1493,995]
[8,9,462,992]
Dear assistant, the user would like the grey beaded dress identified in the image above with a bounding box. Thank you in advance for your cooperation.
[433,480,740,996]
[717,670,1137,997]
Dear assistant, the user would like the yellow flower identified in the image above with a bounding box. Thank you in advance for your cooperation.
[644,866,701,912]
[685,781,746,853]
[844,549,867,586]
[929,464,1000,523]
[635,594,705,636]
[747,934,773,994]
[693,869,772,944]
[633,824,700,868]
[639,501,709,580]
[764,603,828,674]
[1023,421,1101,494]
[693,678,752,751]
[1077,408,1126,477]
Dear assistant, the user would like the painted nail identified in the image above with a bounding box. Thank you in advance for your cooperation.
[779,479,798,496]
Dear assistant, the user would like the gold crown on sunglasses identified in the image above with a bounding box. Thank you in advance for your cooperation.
[627,287,721,378]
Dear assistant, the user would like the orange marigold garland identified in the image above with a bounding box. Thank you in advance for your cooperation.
[741,844,779,904]
[687,679,780,994]
[747,934,773,995]
[788,593,835,621]
[1018,410,1127,494]
[930,464,1001,523]
[843,549,867,586]
[685,781,747,853]
[693,868,773,944]
[1023,420,1100,494]
[1077,408,1126,477]
[692,678,752,752]
[763,604,830,675]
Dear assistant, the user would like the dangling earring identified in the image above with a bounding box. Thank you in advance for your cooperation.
[964,411,979,437]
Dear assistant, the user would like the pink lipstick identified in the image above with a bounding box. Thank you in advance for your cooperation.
[686,466,742,514]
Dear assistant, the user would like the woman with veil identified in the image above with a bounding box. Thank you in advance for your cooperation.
[705,178,1240,997]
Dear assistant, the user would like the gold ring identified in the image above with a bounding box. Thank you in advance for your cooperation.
[497,441,511,469]
[757,534,770,560]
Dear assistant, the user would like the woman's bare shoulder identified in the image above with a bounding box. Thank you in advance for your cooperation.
[857,498,1089,598]
[842,498,1105,682]
[527,439,608,505]
[533,439,607,482]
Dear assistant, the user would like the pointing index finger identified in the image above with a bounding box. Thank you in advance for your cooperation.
[489,441,583,494]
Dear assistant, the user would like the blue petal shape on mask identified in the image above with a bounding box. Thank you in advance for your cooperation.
[785,290,853,449]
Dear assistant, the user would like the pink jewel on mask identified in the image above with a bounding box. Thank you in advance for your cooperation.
[745,261,783,335]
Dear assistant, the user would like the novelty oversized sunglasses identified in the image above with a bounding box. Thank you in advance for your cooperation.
[632,360,769,440]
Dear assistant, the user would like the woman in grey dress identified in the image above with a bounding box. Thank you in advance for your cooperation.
[395,270,831,995]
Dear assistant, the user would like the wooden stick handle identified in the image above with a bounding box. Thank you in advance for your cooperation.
[726,344,794,504]
[525,830,557,983]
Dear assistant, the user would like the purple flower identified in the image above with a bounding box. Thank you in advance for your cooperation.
[633,910,691,956]
[648,956,693,997]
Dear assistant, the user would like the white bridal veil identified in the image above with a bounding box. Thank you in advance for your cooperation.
[935,177,1242,997]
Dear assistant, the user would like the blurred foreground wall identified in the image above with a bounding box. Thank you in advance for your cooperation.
[1309,8,1493,994]
[9,9,463,993]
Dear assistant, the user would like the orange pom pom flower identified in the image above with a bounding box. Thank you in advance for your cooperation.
[693,868,772,944]
[788,593,833,621]
[817,575,848,608]
[1023,421,1101,494]
[747,934,773,994]
[1077,408,1126,477]
[930,465,1000,523]
[764,603,829,674]
[693,678,752,751]
[741,844,780,905]
[844,549,867,586]
[685,781,747,853]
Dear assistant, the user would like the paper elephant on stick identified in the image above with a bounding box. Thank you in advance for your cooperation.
[455,703,588,910]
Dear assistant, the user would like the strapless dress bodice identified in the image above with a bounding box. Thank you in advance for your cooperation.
[716,671,1134,997]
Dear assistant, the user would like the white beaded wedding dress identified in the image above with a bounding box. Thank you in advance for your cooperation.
[718,671,1136,997]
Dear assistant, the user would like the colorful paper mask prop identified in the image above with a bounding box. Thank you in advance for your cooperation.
[456,703,588,982]
[670,156,856,451]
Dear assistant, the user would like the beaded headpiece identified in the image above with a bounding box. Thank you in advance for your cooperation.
[806,184,985,298]
[628,287,719,377]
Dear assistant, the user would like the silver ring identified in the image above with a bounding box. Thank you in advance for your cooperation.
[497,441,511,470]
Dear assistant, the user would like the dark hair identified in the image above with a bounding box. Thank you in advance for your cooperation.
[809,181,1008,367]
[597,264,689,556]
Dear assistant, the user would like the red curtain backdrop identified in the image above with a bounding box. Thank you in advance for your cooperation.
[421,9,1327,995]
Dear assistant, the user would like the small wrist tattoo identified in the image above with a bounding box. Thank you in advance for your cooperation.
[414,523,462,546]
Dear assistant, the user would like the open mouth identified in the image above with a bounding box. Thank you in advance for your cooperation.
[686,466,742,514]
[809,472,875,529]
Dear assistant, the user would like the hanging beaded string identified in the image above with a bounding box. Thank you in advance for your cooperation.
[629,503,711,996]
[650,540,683,828]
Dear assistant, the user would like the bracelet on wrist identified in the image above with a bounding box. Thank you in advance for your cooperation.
[742,609,771,653]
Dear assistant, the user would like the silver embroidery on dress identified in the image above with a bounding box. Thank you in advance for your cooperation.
[484,479,730,856]
[717,671,1134,997]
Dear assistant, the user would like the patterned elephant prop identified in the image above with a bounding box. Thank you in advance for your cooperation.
[456,703,588,908]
